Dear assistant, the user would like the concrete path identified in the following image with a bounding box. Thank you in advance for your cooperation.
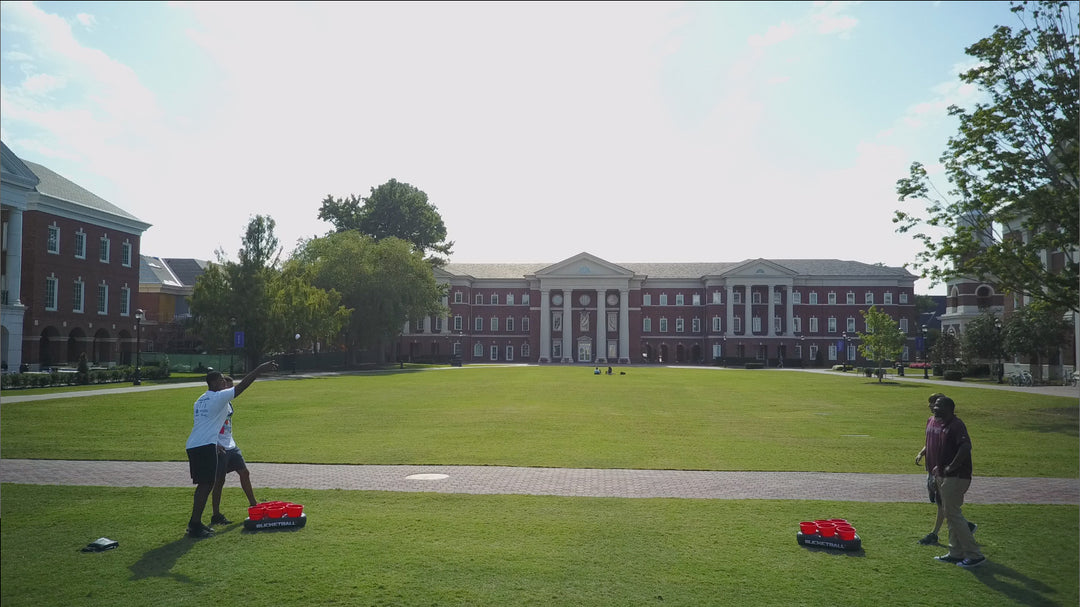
[2,459,1076,505]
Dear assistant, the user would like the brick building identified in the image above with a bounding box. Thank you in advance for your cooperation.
[395,252,919,367]
[1,142,150,371]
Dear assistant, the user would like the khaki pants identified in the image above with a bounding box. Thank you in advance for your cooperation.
[936,476,982,559]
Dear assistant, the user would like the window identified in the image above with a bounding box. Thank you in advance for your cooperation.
[733,291,743,304]
[902,346,909,361]
[72,279,84,313]
[474,343,483,357]
[713,344,722,359]
[435,317,444,332]
[454,315,463,331]
[521,344,530,358]
[847,344,857,361]
[97,282,108,314]
[828,317,837,333]
[809,292,818,305]
[792,317,802,333]
[846,292,855,304]
[793,291,801,304]
[809,317,818,333]
[865,292,874,305]
[659,318,668,332]
[774,291,782,304]
[99,236,110,263]
[643,293,651,306]
[120,286,130,316]
[490,317,499,332]
[74,231,86,259]
[522,293,530,305]
[692,293,701,306]
[899,318,908,332]
[522,317,530,332]
[643,317,652,332]
[675,318,684,333]
[829,344,838,361]
[659,293,668,306]
[774,316,782,333]
[45,275,58,310]
[795,345,802,359]
[712,291,723,304]
[828,292,837,305]
[734,317,742,332]
[884,292,893,305]
[454,291,463,303]
[490,345,499,361]
[505,346,514,361]
[712,316,722,332]
[752,317,761,332]
[752,291,762,304]
[453,342,463,355]
[676,294,684,306]
[552,342,562,359]
[846,317,856,332]
[47,225,60,254]
[506,317,514,332]
[507,293,515,306]
[474,316,483,331]
[475,293,483,304]
[121,241,132,267]
[899,292,909,304]
[809,345,818,360]
[692,317,701,333]
[490,294,499,305]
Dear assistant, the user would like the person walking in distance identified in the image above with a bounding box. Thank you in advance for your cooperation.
[209,376,261,526]
[915,393,975,545]
[925,396,986,568]
[184,360,278,538]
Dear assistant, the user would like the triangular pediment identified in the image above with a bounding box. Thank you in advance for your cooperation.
[1,141,40,190]
[720,258,797,279]
[532,252,635,278]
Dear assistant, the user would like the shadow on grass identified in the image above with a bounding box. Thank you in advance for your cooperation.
[968,561,1061,607]
[128,526,240,582]
[1026,407,1080,437]
[798,546,866,558]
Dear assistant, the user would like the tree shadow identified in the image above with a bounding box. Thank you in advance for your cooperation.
[967,561,1062,607]
[1024,407,1079,437]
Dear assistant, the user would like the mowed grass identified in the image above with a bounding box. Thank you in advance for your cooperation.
[1,367,1076,477]
[1,484,1076,607]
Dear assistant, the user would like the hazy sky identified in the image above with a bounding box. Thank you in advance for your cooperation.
[0,1,1031,294]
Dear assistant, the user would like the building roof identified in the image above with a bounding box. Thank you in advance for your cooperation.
[22,159,147,225]
[442,258,915,280]
[162,258,212,287]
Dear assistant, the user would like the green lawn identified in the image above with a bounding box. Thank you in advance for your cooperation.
[1,367,1076,477]
[2,367,1077,606]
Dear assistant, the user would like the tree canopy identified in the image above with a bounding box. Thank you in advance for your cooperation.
[894,0,1078,312]
[857,306,907,381]
[318,178,453,265]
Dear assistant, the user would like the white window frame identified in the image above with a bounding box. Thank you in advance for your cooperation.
[774,316,782,332]
[734,317,742,332]
[490,345,499,361]
[474,342,484,357]
[490,317,499,332]
[675,318,684,333]
[47,225,60,254]
[659,317,668,332]
[828,317,837,333]
[522,317,530,332]
[793,291,801,304]
[490,294,499,305]
[828,292,837,305]
[712,316,722,332]
[809,344,818,360]
[506,316,514,332]
[97,282,108,315]
[507,293,515,306]
[45,275,58,311]
[505,345,514,361]
[475,293,483,304]
[643,293,651,306]
[99,235,110,263]
[72,278,84,313]
[521,343,530,358]
[865,292,874,305]
[752,317,761,332]
[120,286,130,316]
[712,291,723,304]
[522,293,530,305]
[792,317,802,333]
[474,316,483,331]
[454,291,463,303]
[659,293,668,306]
[899,318,908,332]
[774,290,782,304]
[899,292,909,304]
[752,291,762,304]
[809,317,818,333]
[74,231,86,259]
[454,315,463,331]
[692,293,701,306]
[643,317,652,332]
[676,293,684,306]
[829,345,838,361]
[809,292,818,305]
[847,317,856,332]
[121,241,132,267]
[733,291,743,305]
[846,292,855,305]
[884,292,893,305]
[435,317,444,332]
[692,317,701,333]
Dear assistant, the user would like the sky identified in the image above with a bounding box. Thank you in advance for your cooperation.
[0,1,1036,295]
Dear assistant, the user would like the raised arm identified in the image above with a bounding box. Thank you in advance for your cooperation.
[234,360,279,398]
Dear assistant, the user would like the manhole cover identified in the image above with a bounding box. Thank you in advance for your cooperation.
[406,473,449,480]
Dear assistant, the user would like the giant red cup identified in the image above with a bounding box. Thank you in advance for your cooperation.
[837,526,856,541]
[266,506,285,519]
[799,522,817,535]
[285,503,304,518]
[817,523,837,537]
[248,506,265,520]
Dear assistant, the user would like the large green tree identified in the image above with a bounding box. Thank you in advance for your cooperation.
[1002,300,1072,381]
[961,312,1005,372]
[318,178,453,264]
[857,306,907,382]
[895,0,1078,312]
[290,232,445,363]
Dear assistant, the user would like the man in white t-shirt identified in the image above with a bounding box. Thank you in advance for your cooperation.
[209,376,261,526]
[185,360,277,538]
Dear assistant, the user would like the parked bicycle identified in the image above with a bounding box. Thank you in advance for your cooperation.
[1008,371,1033,387]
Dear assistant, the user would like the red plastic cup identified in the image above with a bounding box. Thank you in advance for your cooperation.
[817,523,837,537]
[829,519,848,525]
[266,506,285,519]
[285,503,304,518]
[799,521,817,535]
[247,506,265,521]
[837,526,856,541]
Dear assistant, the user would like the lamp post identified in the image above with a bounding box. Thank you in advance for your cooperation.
[921,325,929,379]
[293,333,300,374]
[800,334,805,368]
[994,318,1004,383]
[229,316,236,375]
[722,335,727,367]
[133,309,144,386]
[841,331,848,372]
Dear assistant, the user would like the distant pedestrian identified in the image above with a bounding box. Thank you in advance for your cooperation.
[924,396,986,568]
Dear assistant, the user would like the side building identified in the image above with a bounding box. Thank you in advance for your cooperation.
[0,142,150,371]
[394,252,919,367]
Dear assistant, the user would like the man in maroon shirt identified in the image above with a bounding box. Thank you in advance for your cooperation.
[924,396,986,568]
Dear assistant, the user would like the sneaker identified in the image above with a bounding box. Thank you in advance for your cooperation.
[968,522,977,534]
[187,525,214,539]
[918,532,938,545]
[934,554,964,564]
[210,513,233,526]
[957,556,987,568]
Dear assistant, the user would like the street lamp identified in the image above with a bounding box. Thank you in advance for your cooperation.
[722,335,727,367]
[841,331,848,372]
[994,318,1004,383]
[133,309,144,386]
[229,317,236,375]
[921,325,929,379]
[800,334,805,368]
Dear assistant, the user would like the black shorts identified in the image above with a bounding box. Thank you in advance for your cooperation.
[217,448,248,477]
[187,444,218,485]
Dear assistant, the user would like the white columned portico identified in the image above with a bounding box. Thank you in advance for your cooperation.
[561,291,572,363]
[5,208,23,305]
[540,289,551,361]
[596,289,606,363]
[619,289,630,363]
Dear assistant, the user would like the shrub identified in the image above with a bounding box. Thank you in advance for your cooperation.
[744,362,764,370]
[944,370,964,381]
